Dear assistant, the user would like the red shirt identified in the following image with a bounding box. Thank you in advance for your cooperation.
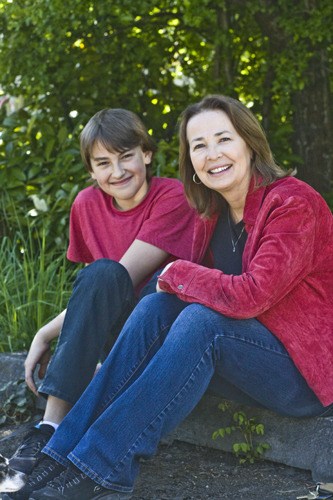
[67,177,196,286]
[158,177,333,405]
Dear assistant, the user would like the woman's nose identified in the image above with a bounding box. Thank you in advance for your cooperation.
[206,146,222,160]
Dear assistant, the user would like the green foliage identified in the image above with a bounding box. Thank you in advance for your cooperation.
[0,0,332,352]
[212,401,271,464]
[323,192,333,212]
[0,0,332,216]
[0,379,36,426]
[0,205,79,352]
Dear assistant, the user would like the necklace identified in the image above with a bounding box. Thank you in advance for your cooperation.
[227,207,245,253]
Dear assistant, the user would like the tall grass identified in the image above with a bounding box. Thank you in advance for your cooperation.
[0,223,78,353]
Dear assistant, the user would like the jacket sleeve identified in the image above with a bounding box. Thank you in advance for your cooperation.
[157,195,317,318]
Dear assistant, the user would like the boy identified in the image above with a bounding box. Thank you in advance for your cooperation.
[9,108,196,478]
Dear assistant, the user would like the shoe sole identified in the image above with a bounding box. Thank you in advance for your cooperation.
[28,492,131,500]
[93,494,131,500]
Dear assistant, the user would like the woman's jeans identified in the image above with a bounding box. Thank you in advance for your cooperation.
[43,293,331,493]
[39,258,156,405]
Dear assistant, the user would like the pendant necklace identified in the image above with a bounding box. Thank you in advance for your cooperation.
[228,207,245,253]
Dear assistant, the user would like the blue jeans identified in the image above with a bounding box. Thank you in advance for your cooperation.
[43,293,331,493]
[39,259,156,404]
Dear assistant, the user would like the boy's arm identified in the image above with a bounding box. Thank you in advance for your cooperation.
[120,239,168,289]
[25,310,67,395]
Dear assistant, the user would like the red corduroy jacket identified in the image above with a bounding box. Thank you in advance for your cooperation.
[158,176,333,405]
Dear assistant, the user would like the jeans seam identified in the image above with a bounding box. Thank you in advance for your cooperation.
[221,333,290,357]
[97,323,172,414]
[67,454,133,493]
[109,343,214,476]
[42,447,71,468]
[38,386,78,406]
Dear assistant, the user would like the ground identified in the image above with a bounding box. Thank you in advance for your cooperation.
[0,419,315,500]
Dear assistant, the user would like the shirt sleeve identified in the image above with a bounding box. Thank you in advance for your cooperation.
[136,182,197,261]
[67,200,93,263]
[158,195,317,318]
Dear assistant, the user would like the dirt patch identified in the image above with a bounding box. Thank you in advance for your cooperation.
[0,421,314,499]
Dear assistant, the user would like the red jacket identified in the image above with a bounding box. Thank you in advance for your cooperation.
[158,177,333,405]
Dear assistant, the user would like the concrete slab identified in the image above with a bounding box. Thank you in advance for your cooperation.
[0,352,26,406]
[168,394,333,482]
[1,353,332,482]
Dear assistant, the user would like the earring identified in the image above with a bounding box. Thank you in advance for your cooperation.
[192,173,202,185]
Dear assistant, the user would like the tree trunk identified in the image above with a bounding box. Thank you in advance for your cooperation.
[291,49,333,194]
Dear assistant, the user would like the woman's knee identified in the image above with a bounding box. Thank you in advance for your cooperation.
[131,293,188,325]
[171,303,223,344]
[175,303,224,329]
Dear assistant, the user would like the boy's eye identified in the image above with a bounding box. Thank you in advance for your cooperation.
[121,151,134,159]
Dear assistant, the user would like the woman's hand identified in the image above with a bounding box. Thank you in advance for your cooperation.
[156,262,174,292]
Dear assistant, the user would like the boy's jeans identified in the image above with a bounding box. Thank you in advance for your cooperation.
[43,293,332,493]
[39,258,156,405]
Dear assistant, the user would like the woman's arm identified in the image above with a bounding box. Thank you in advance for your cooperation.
[158,196,318,318]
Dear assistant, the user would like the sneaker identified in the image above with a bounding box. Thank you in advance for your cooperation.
[9,424,55,474]
[29,465,131,499]
[1,456,65,500]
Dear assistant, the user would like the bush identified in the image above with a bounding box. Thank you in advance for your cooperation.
[0,213,80,352]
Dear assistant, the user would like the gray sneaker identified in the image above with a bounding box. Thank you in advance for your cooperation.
[9,424,55,475]
[29,465,131,499]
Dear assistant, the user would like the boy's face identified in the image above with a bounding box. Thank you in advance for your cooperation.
[90,142,152,210]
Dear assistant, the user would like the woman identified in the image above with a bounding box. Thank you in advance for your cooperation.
[5,95,333,499]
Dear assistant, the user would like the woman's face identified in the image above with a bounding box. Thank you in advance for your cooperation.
[187,110,252,203]
[90,142,151,210]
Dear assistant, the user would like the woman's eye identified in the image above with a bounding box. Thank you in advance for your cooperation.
[193,143,205,151]
[219,137,230,143]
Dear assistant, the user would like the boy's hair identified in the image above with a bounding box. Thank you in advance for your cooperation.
[179,95,292,217]
[80,108,157,179]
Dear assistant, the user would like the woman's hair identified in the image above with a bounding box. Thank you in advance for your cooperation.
[80,108,157,179]
[179,94,292,217]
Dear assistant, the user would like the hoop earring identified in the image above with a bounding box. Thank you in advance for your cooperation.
[192,173,202,185]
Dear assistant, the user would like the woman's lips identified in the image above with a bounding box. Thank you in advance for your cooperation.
[208,165,232,174]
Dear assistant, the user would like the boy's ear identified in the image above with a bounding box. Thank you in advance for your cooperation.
[144,151,153,165]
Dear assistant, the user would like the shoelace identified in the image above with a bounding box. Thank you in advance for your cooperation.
[27,458,63,487]
[15,429,43,455]
[15,427,53,456]
[47,466,86,492]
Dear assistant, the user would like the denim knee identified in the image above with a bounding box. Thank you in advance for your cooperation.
[77,259,130,286]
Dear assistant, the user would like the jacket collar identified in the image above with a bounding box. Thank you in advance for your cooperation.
[243,177,267,227]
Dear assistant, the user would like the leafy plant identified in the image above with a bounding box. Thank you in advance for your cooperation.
[212,401,270,464]
[0,206,80,352]
[0,379,36,426]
